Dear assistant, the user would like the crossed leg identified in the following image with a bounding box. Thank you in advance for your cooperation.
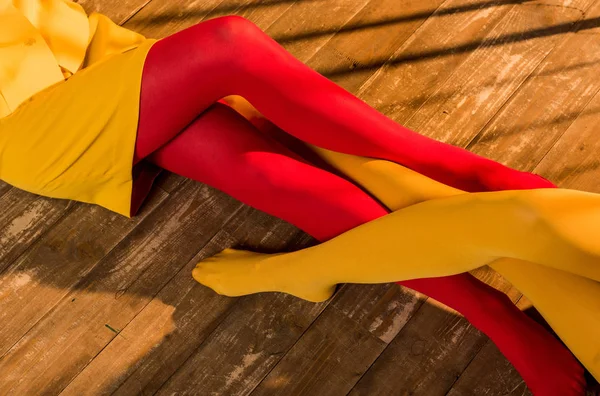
[134,102,584,395]
[132,15,583,394]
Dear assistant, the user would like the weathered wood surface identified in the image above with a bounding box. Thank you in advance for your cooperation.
[1,0,599,395]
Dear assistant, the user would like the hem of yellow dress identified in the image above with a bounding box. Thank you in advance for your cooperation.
[113,38,158,218]
[0,39,158,219]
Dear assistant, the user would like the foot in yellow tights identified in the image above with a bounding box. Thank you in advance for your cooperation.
[193,250,337,302]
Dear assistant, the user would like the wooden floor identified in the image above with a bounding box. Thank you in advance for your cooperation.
[1,0,600,394]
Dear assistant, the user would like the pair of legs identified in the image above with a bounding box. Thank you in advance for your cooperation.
[133,16,582,395]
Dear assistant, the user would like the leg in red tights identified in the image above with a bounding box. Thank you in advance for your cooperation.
[135,102,583,395]
[136,16,553,193]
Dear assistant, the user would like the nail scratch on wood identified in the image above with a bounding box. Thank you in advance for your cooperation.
[105,324,127,339]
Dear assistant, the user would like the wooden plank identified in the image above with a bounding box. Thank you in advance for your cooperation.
[3,1,597,395]
[252,0,516,393]
[0,181,11,198]
[348,270,522,395]
[1,1,304,394]
[311,0,515,93]
[403,0,591,145]
[0,183,242,394]
[535,86,600,192]
[60,206,308,395]
[435,4,600,394]
[105,0,392,393]
[0,187,167,357]
[89,3,400,392]
[0,0,177,277]
[0,190,71,273]
[54,1,329,394]
[249,305,388,396]
[353,306,488,396]
[125,0,303,35]
[250,284,425,395]
[154,293,325,395]
[271,0,424,85]
[107,212,319,396]
[78,0,154,24]
[0,0,179,373]
[180,0,578,394]
[354,0,520,121]
[466,0,600,170]
[127,0,371,61]
[127,0,299,38]
[446,341,530,396]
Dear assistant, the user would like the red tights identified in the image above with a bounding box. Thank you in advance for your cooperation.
[133,16,583,395]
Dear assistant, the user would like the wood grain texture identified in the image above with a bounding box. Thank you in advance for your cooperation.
[78,0,153,23]
[156,1,500,394]
[355,0,520,122]
[0,187,167,357]
[2,0,599,395]
[127,0,301,38]
[444,1,600,393]
[250,304,388,396]
[306,0,450,93]
[246,1,519,394]
[251,284,425,396]
[447,341,530,396]
[349,270,523,396]
[535,83,600,192]
[0,0,185,371]
[468,0,600,171]
[60,205,307,395]
[0,191,71,273]
[115,1,392,394]
[403,1,591,145]
[154,292,326,395]
[0,181,11,198]
[284,1,546,394]
[0,184,241,394]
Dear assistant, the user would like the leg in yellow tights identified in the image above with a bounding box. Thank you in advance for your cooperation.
[194,188,600,290]
[193,149,600,380]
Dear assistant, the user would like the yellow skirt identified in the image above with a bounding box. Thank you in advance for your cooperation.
[0,39,157,217]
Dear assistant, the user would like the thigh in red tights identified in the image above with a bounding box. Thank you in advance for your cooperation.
[136,16,553,193]
[134,17,584,395]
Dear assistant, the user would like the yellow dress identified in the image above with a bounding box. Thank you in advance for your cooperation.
[0,0,156,216]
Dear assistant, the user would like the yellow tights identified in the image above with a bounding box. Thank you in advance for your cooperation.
[194,147,600,379]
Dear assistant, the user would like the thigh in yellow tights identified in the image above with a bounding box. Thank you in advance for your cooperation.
[310,148,600,381]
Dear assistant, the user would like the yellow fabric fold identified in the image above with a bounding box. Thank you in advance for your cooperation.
[0,0,145,118]
[85,12,146,67]
[14,0,90,74]
[0,1,155,216]
[0,1,65,117]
